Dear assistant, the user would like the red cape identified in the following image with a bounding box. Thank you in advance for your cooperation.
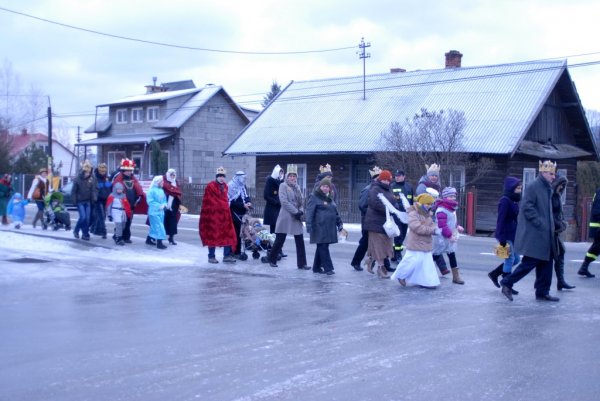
[199,180,237,251]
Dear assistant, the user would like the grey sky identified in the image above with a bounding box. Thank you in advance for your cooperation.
[1,0,599,145]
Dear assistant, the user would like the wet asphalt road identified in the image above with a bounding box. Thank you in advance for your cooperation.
[1,214,600,400]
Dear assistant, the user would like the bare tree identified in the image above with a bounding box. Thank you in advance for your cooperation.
[0,59,46,134]
[376,108,494,189]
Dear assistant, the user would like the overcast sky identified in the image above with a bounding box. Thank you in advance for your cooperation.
[1,0,600,145]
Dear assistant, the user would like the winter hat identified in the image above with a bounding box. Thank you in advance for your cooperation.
[426,163,440,177]
[415,193,435,206]
[503,176,521,192]
[13,192,22,200]
[319,177,332,187]
[441,187,457,198]
[378,170,393,182]
[552,174,568,192]
[113,182,124,192]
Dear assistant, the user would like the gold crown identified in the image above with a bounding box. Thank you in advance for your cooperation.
[286,164,298,176]
[319,164,332,174]
[216,166,227,175]
[426,163,440,175]
[539,160,557,173]
[369,166,382,178]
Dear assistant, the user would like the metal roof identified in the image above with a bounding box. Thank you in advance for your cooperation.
[98,88,201,107]
[224,60,569,155]
[84,116,111,133]
[153,85,223,129]
[76,132,173,146]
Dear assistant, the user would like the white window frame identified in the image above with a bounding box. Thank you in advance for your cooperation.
[147,106,159,122]
[296,163,308,196]
[523,168,536,191]
[116,109,127,124]
[131,108,144,123]
[131,151,144,177]
[108,151,127,172]
[557,168,567,205]
[446,166,465,192]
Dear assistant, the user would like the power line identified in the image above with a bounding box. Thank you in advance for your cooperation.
[0,6,356,55]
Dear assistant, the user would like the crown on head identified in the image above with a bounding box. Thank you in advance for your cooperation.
[120,158,135,170]
[286,164,298,176]
[426,163,440,175]
[369,166,382,178]
[319,164,332,174]
[216,166,227,175]
[539,160,557,173]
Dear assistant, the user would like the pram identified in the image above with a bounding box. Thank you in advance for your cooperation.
[44,192,71,231]
[238,214,276,260]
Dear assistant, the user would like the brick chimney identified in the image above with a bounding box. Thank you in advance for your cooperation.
[390,67,406,73]
[445,50,463,68]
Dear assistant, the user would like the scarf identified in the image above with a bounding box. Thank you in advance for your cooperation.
[228,174,248,203]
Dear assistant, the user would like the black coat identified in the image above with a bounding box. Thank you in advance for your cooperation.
[363,180,398,234]
[263,176,282,225]
[305,189,342,244]
[71,171,98,204]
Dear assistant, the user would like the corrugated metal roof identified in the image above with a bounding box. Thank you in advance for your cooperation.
[76,132,173,146]
[98,88,201,107]
[224,60,567,155]
[84,116,111,133]
[153,86,223,129]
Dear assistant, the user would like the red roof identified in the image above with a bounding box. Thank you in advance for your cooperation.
[8,132,69,157]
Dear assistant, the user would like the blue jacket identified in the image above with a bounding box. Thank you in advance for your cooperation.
[495,176,521,243]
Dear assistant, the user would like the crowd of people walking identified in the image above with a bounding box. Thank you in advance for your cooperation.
[2,157,596,302]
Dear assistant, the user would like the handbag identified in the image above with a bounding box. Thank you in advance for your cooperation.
[494,243,510,259]
[32,187,41,200]
[383,205,400,238]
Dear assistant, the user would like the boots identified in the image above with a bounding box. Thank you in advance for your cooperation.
[555,257,575,290]
[1,215,8,225]
[168,235,177,245]
[156,240,167,249]
[434,254,450,275]
[377,265,389,279]
[488,264,503,288]
[501,273,519,295]
[146,236,157,245]
[578,259,595,278]
[366,258,375,274]
[451,267,465,284]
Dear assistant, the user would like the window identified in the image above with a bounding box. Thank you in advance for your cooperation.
[116,109,127,124]
[147,107,159,122]
[522,168,536,191]
[296,164,308,196]
[131,108,143,123]
[132,151,143,176]
[446,166,465,193]
[108,151,127,172]
[557,168,567,205]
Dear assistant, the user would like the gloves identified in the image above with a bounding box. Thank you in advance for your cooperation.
[108,216,113,222]
[294,211,303,220]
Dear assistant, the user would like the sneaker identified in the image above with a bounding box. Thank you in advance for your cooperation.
[223,255,237,264]
[208,257,219,264]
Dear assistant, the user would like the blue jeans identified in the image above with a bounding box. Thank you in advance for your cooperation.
[208,246,232,258]
[74,201,92,237]
[503,240,521,273]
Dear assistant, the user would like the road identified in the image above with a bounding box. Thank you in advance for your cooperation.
[1,210,600,401]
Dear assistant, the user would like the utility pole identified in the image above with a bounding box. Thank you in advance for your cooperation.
[357,38,371,100]
[47,96,54,185]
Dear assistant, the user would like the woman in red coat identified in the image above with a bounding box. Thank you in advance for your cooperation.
[199,167,238,264]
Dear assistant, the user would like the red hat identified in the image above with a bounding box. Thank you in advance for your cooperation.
[120,158,135,171]
[378,170,392,182]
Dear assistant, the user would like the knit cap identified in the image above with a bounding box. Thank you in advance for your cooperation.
[441,187,457,198]
[415,193,435,206]
[378,170,393,182]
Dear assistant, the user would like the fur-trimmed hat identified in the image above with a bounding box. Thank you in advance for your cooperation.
[216,166,227,177]
[378,170,393,182]
[426,163,440,177]
[415,193,435,206]
[441,187,457,198]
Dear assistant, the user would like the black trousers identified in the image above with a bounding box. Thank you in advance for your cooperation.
[232,213,243,255]
[269,233,306,267]
[313,243,334,272]
[351,229,369,266]
[585,229,600,258]
[122,217,132,240]
[500,255,553,296]
[393,222,408,252]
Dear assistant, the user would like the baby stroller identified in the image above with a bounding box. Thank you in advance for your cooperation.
[44,192,72,231]
[239,214,276,260]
